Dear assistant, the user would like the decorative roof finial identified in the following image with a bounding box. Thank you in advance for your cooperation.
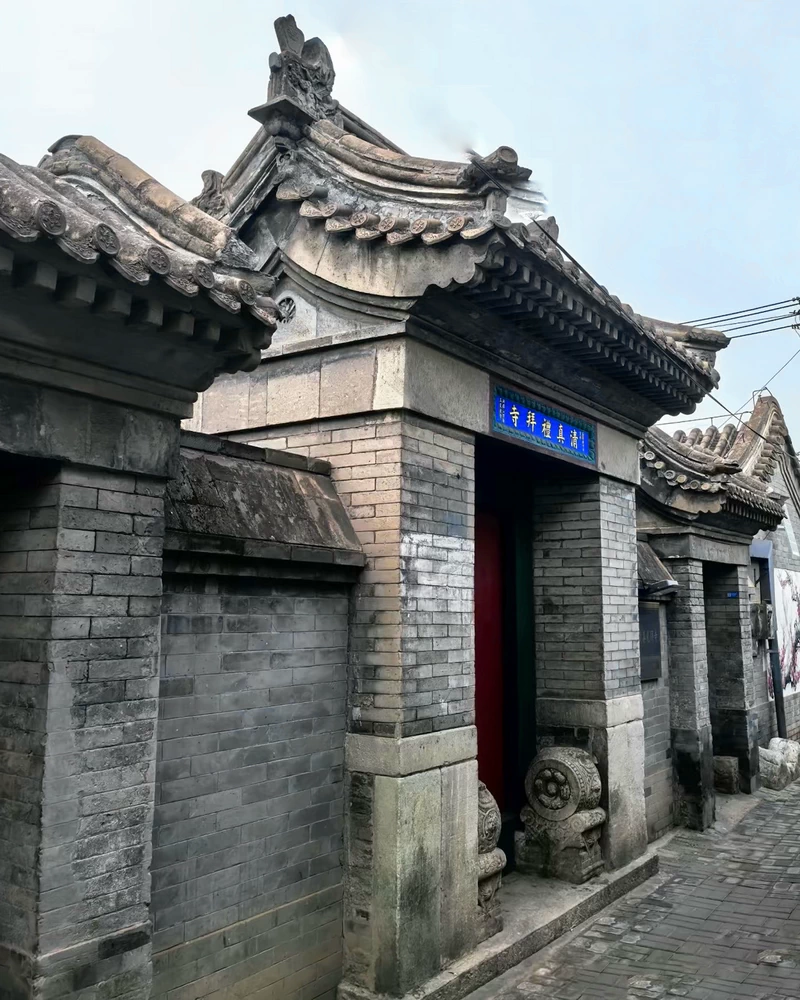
[250,14,340,137]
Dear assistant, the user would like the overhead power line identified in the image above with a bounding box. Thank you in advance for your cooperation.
[714,308,799,334]
[729,322,799,340]
[684,297,799,326]
[659,410,750,427]
[741,343,800,405]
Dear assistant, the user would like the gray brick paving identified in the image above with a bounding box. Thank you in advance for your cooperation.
[474,785,800,1000]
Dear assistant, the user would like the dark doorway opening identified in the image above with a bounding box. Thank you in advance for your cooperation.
[475,436,539,862]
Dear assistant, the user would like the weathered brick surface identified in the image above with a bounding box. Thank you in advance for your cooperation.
[754,464,800,742]
[241,413,475,738]
[704,563,754,716]
[151,577,347,1000]
[664,558,709,731]
[0,460,51,994]
[642,670,673,842]
[704,563,758,788]
[533,472,640,701]
[0,457,164,1000]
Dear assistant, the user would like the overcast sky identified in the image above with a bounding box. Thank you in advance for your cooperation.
[4,0,800,433]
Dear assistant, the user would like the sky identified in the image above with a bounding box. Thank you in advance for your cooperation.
[3,0,800,434]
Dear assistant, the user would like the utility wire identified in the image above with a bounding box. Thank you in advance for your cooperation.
[659,410,750,427]
[709,301,800,330]
[729,322,799,340]
[713,310,799,334]
[742,343,800,403]
[684,297,799,326]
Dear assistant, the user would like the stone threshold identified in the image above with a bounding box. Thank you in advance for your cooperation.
[339,848,659,1000]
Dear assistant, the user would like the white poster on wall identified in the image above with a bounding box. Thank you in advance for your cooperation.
[772,567,800,699]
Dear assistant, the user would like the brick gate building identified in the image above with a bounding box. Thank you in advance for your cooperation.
[0,14,785,1000]
[184,15,738,1000]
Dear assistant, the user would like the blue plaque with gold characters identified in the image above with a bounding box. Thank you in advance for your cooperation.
[491,385,596,465]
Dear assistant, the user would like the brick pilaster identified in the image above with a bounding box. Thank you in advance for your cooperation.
[664,557,715,829]
[704,562,759,792]
[533,472,647,869]
[0,460,164,999]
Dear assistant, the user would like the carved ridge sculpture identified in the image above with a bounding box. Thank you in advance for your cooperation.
[477,780,505,941]
[515,746,607,884]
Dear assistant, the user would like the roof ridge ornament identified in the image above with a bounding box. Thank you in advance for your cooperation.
[249,14,341,139]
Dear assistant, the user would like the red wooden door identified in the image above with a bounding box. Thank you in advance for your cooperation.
[475,510,504,807]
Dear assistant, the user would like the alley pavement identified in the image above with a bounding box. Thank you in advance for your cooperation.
[472,783,800,1000]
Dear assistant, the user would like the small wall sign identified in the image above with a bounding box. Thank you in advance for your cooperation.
[491,384,596,465]
[639,604,662,681]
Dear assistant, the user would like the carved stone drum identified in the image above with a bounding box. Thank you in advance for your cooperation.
[524,746,602,821]
[476,781,505,941]
[516,746,606,884]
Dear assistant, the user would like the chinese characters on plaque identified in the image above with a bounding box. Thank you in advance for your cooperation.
[492,386,596,464]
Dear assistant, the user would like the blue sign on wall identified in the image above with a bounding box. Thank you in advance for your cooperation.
[492,385,596,465]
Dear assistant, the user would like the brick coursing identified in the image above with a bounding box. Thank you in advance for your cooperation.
[754,465,800,742]
[0,458,164,1000]
[533,473,640,701]
[642,665,673,842]
[664,558,710,731]
[704,563,754,718]
[151,577,347,1000]
[241,412,475,738]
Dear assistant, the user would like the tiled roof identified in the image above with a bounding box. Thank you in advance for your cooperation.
[640,399,792,527]
[0,136,280,335]
[190,14,726,411]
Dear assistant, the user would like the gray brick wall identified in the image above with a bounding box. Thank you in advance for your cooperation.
[151,576,348,1000]
[533,471,640,701]
[704,563,753,720]
[754,464,800,742]
[664,558,710,732]
[0,456,165,1000]
[641,605,673,842]
[0,458,51,996]
[237,412,476,738]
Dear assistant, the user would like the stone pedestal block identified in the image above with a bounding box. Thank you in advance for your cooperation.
[713,755,741,794]
[515,746,606,884]
[760,739,800,789]
[535,698,648,872]
[759,747,792,790]
[341,729,480,999]
[672,726,715,829]
[477,781,505,941]
[769,738,800,781]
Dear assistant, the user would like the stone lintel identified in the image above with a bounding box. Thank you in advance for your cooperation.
[536,695,644,731]
[345,726,477,776]
[648,532,751,566]
[218,332,643,485]
[0,342,197,419]
[0,375,180,479]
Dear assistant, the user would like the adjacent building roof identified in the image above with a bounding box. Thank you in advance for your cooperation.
[640,396,793,530]
[165,432,365,569]
[638,541,679,598]
[0,136,280,375]
[189,14,725,417]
